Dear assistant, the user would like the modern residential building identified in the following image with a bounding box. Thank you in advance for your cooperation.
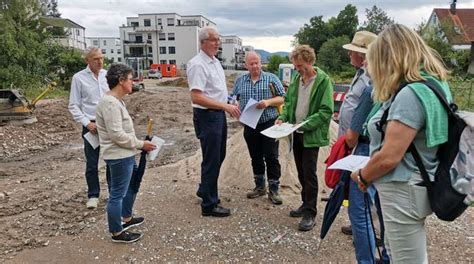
[86,37,122,63]
[41,16,86,50]
[426,1,474,72]
[119,13,216,71]
[221,35,245,69]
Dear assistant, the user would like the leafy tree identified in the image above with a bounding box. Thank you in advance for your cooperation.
[294,4,358,53]
[266,55,289,74]
[294,15,330,52]
[318,35,354,77]
[359,5,394,34]
[328,4,358,40]
[0,0,49,89]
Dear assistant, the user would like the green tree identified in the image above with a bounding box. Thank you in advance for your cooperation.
[359,5,395,34]
[328,4,358,40]
[294,4,358,52]
[266,55,289,74]
[0,0,49,89]
[318,35,355,80]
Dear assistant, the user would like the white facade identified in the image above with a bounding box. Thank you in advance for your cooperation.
[86,37,122,63]
[119,13,216,70]
[42,17,86,50]
[221,35,244,69]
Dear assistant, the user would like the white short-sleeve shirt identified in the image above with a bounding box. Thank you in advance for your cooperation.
[186,50,228,109]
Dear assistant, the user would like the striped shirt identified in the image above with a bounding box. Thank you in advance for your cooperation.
[231,71,285,124]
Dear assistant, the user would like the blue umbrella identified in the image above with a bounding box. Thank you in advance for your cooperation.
[129,118,153,194]
[320,170,351,239]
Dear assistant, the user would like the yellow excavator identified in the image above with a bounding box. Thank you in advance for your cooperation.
[0,80,57,124]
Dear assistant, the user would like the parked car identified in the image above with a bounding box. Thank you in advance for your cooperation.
[148,69,162,79]
[132,79,144,92]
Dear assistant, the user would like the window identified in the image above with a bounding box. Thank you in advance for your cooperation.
[160,60,167,64]
[168,46,175,54]
[147,33,152,40]
[93,40,98,46]
[111,49,114,53]
[167,18,174,26]
[158,33,166,40]
[101,49,106,54]
[144,19,151,27]
[111,58,114,62]
[169,60,176,65]
[148,46,152,53]
[118,58,122,62]
[159,47,166,54]
[117,49,121,54]
[130,21,139,27]
[76,29,80,36]
[157,18,162,25]
[168,33,175,41]
[103,40,107,46]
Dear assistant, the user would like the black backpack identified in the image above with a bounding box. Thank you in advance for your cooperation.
[377,80,469,221]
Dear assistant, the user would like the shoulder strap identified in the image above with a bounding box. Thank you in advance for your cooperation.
[416,81,457,115]
[376,82,409,142]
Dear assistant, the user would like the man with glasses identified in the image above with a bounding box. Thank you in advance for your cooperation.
[187,26,240,217]
[69,47,110,209]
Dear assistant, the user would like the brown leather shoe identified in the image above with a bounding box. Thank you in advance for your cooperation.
[341,225,352,236]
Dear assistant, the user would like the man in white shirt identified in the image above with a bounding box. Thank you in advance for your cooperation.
[68,47,110,209]
[187,26,240,217]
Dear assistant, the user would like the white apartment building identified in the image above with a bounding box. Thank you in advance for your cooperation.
[86,37,122,63]
[119,13,216,70]
[41,16,86,50]
[221,35,245,69]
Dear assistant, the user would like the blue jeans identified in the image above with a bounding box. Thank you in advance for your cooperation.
[105,155,136,233]
[193,108,227,212]
[348,142,390,264]
[82,126,110,198]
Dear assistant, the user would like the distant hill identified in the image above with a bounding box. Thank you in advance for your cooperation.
[255,49,290,64]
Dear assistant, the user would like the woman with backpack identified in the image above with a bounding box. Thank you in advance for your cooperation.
[350,24,452,263]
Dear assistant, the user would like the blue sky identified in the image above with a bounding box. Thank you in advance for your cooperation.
[59,0,474,52]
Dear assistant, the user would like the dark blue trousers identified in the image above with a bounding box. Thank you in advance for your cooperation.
[193,108,227,212]
[82,126,110,198]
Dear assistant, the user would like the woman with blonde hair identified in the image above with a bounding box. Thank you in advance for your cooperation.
[350,24,452,263]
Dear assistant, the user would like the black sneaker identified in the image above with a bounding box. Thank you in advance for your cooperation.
[122,217,145,231]
[111,231,143,243]
[289,205,304,217]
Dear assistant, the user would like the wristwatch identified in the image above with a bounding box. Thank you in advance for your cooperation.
[357,169,369,186]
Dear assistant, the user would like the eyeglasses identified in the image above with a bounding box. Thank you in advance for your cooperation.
[206,37,221,43]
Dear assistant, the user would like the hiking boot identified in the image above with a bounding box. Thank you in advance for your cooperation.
[111,231,143,243]
[122,216,145,231]
[341,225,352,236]
[86,197,99,209]
[268,190,283,205]
[298,215,316,231]
[246,187,266,199]
[289,205,304,218]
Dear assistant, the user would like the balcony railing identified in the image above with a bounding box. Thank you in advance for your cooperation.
[124,40,152,44]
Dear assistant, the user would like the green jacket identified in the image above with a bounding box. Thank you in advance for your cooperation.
[278,67,334,147]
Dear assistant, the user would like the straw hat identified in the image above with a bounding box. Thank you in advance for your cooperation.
[342,31,377,54]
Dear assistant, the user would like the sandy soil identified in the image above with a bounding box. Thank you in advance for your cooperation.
[0,78,472,263]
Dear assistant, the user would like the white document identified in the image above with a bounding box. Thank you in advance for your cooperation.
[147,136,165,161]
[327,155,370,172]
[84,132,100,149]
[239,98,264,129]
[260,120,309,139]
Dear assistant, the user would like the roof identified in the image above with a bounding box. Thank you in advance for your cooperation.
[40,16,85,29]
[432,8,474,45]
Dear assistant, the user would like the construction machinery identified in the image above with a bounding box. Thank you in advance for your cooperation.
[0,81,57,124]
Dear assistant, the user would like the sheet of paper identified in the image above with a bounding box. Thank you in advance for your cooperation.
[147,136,165,161]
[327,155,370,172]
[84,132,100,149]
[239,98,264,129]
[260,120,309,139]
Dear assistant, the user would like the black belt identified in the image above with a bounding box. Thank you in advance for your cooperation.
[194,108,223,113]
[358,135,369,144]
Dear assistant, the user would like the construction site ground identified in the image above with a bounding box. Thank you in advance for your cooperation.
[0,77,471,263]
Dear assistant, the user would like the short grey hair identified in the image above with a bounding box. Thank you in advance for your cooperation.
[198,26,218,44]
[106,63,133,89]
[84,47,102,59]
[245,51,261,62]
